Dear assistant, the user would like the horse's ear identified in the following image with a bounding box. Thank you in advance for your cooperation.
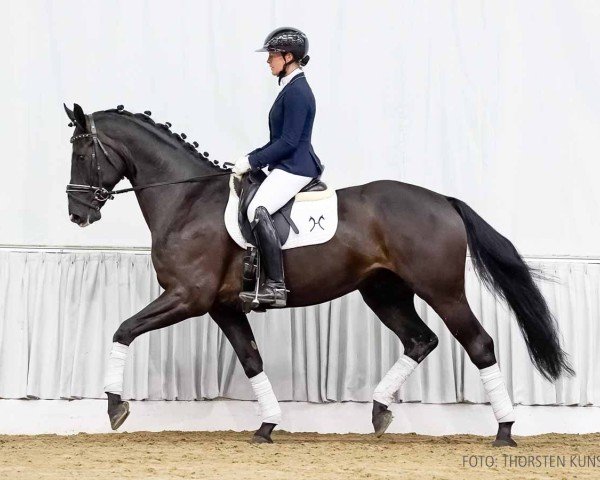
[73,103,87,130]
[63,103,75,122]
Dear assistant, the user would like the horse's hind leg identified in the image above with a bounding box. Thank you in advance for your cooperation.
[359,271,439,437]
[427,291,517,447]
[210,306,281,444]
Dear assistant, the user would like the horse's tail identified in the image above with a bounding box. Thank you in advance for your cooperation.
[446,196,574,381]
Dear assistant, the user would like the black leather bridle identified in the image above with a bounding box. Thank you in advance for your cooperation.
[67,114,121,203]
[66,113,232,206]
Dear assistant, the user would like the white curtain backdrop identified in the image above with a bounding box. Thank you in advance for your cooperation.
[1,249,598,406]
[1,2,599,411]
[1,0,600,255]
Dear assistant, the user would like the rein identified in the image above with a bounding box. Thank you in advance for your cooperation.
[67,113,233,203]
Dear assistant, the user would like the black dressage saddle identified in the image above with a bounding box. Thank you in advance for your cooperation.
[237,170,327,245]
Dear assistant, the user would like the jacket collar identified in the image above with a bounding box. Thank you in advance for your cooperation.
[280,67,304,88]
[273,72,306,104]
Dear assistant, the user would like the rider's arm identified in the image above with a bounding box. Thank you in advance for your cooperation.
[248,91,309,170]
[247,141,271,156]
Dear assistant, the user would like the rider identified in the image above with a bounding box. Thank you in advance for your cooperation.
[233,27,324,308]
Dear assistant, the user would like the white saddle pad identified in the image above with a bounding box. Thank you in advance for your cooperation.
[224,180,339,250]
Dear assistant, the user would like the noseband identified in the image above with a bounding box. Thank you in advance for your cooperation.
[66,113,232,206]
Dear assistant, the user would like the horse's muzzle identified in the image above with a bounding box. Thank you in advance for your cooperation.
[70,213,90,227]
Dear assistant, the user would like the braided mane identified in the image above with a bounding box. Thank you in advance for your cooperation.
[102,107,231,172]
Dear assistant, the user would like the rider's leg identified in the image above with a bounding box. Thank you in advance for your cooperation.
[246,168,313,221]
[250,206,287,306]
[242,169,312,306]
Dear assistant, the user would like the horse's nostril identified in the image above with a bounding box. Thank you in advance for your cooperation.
[70,213,81,223]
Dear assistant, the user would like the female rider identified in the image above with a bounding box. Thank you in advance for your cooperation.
[233,27,324,308]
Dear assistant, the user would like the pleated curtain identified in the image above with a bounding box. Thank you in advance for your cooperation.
[0,249,598,406]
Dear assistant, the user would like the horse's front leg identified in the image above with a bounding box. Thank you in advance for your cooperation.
[104,289,199,430]
[210,306,281,443]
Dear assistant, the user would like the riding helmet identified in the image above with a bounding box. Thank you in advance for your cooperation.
[256,27,310,66]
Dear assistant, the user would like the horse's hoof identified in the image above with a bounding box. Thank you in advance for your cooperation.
[492,437,517,447]
[251,433,273,444]
[108,401,130,430]
[373,409,394,437]
[493,421,516,447]
[251,422,275,443]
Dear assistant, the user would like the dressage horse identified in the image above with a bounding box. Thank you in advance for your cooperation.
[64,103,573,445]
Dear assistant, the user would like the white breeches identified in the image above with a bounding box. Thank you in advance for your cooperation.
[247,168,313,222]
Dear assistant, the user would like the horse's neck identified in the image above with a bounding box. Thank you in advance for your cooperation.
[135,174,229,238]
[121,130,210,187]
[116,126,227,235]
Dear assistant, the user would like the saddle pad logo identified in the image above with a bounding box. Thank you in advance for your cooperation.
[309,215,325,231]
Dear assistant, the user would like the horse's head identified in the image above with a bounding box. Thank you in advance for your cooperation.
[64,103,126,227]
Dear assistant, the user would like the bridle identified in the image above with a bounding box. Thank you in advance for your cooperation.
[67,114,123,203]
[66,113,232,206]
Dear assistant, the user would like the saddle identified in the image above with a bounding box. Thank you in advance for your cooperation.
[233,171,333,313]
[237,170,328,245]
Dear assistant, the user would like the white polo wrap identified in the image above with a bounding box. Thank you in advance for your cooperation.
[373,354,418,406]
[103,342,129,395]
[480,363,516,423]
[249,372,282,424]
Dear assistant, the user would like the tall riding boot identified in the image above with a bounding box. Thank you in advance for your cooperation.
[240,206,287,307]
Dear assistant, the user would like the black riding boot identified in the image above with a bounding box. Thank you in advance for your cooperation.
[239,206,287,307]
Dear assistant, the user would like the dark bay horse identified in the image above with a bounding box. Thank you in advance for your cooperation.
[64,103,572,445]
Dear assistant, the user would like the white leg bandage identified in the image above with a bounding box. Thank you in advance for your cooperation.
[373,354,419,407]
[103,342,129,395]
[249,372,282,424]
[480,363,515,423]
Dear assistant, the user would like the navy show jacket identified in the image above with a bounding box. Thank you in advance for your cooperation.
[247,72,324,178]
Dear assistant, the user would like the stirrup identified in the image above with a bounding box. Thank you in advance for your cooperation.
[239,283,287,308]
[260,284,287,308]
[239,288,259,308]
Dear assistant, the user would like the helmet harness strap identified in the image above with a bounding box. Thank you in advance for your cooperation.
[277,51,296,85]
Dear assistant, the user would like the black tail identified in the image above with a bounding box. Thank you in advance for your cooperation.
[446,197,574,381]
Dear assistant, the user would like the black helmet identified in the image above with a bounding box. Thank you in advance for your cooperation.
[256,27,310,67]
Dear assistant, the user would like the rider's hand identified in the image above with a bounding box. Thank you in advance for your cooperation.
[232,155,251,177]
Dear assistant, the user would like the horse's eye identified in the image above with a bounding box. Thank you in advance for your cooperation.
[78,155,85,161]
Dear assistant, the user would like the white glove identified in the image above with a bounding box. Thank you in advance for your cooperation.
[232,155,252,176]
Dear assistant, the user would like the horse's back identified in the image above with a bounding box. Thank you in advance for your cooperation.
[335,179,461,228]
[333,179,468,283]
